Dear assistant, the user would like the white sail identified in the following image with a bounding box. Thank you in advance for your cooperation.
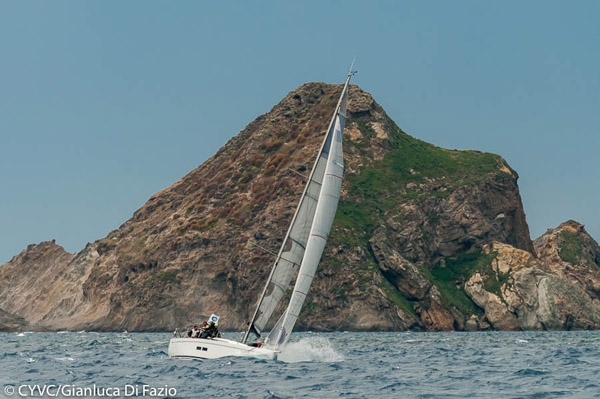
[243,72,353,345]
[264,77,349,349]
[242,134,331,343]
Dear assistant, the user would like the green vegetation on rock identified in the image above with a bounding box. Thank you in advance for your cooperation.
[337,121,503,239]
[331,114,509,321]
[557,230,590,265]
[429,250,498,316]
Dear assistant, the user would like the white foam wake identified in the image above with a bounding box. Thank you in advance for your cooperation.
[278,336,344,363]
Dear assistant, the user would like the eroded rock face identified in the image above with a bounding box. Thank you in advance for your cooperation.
[385,172,533,268]
[414,286,456,331]
[369,228,432,300]
[464,272,519,331]
[461,231,600,331]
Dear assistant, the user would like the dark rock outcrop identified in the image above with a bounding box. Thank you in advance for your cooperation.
[0,308,31,332]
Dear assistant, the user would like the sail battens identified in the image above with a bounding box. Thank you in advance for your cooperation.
[305,194,319,201]
[290,238,306,251]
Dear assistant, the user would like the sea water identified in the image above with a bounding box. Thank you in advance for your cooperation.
[1,331,600,398]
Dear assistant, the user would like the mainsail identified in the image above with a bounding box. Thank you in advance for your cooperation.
[243,71,352,347]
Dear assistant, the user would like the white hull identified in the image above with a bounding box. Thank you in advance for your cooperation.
[168,337,278,360]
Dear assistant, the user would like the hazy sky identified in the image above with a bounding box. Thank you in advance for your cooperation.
[1,1,599,263]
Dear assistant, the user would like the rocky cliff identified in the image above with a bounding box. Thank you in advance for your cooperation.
[463,221,600,331]
[1,82,599,332]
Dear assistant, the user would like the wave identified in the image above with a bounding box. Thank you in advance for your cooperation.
[278,336,345,363]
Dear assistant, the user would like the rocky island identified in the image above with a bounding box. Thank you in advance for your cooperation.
[1,82,599,332]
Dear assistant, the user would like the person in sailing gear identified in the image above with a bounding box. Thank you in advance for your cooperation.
[199,321,211,339]
[190,325,200,338]
[202,314,221,338]
[207,321,221,338]
[200,321,219,338]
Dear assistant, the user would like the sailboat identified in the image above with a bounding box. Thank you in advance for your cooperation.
[168,69,353,360]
